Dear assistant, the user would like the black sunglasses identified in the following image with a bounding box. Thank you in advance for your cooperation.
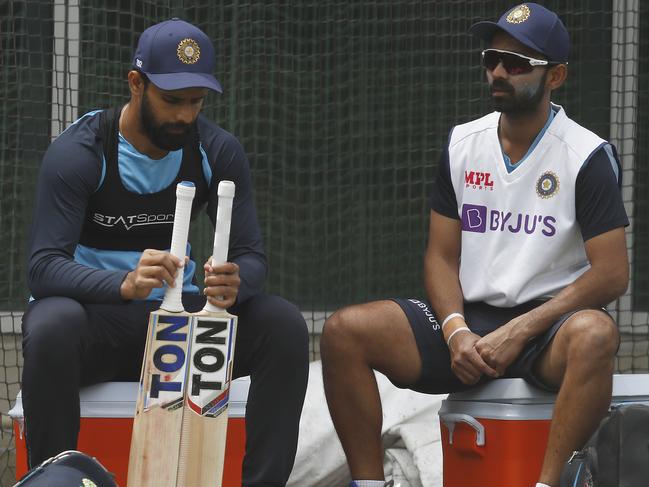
[481,49,562,75]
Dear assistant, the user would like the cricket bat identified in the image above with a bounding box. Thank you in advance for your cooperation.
[127,180,238,487]
[176,180,238,486]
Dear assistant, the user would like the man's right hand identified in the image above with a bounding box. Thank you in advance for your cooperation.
[120,249,183,300]
[448,330,499,385]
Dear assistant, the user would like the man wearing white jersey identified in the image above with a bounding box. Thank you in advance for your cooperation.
[320,4,629,487]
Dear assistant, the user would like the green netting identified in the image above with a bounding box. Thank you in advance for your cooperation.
[1,1,647,484]
[634,1,649,309]
[79,1,615,310]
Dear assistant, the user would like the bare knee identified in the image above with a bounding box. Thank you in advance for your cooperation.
[322,301,422,384]
[564,311,619,365]
[321,306,367,359]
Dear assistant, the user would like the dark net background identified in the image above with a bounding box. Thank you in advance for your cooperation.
[1,1,646,484]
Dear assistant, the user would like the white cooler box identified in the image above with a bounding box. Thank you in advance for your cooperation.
[10,376,250,486]
[438,374,649,487]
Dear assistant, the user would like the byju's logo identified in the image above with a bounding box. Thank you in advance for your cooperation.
[465,170,494,190]
[462,204,487,233]
[461,204,557,237]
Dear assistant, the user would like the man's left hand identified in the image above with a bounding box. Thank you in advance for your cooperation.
[475,316,530,376]
[203,260,240,309]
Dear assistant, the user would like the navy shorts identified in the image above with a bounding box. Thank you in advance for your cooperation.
[390,298,603,393]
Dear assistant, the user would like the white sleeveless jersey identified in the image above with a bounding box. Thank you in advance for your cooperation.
[448,106,606,307]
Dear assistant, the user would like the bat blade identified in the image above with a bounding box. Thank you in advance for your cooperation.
[175,311,237,486]
[127,310,195,487]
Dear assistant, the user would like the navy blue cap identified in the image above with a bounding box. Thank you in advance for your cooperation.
[469,3,569,63]
[133,18,222,92]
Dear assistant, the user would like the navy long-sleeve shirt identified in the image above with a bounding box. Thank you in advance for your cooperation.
[27,109,267,305]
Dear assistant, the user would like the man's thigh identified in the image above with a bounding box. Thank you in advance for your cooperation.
[88,293,307,383]
[319,298,424,387]
[80,299,161,383]
[392,299,548,394]
[81,294,214,383]
[389,298,466,394]
[22,297,160,386]
[228,293,308,377]
[529,308,617,390]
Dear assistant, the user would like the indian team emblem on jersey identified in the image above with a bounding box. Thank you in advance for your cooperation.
[177,38,200,64]
[536,171,560,199]
[506,4,531,24]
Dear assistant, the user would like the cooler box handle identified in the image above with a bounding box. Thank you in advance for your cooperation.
[440,412,485,446]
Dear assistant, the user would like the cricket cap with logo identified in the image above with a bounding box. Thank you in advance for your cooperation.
[132,18,222,92]
[469,3,570,64]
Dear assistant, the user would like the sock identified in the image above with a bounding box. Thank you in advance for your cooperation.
[536,483,552,487]
[350,481,386,487]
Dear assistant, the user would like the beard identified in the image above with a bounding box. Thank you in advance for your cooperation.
[140,90,194,151]
[489,69,549,116]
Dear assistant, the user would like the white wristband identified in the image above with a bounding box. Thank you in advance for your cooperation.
[441,312,464,329]
[446,326,471,347]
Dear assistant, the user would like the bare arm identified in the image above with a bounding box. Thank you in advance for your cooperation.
[475,227,628,374]
[510,227,628,340]
[424,210,464,323]
[424,209,498,383]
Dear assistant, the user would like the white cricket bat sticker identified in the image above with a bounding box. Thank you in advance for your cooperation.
[142,314,192,411]
[186,315,236,417]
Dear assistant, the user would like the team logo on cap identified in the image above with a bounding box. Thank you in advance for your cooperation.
[81,479,97,487]
[177,38,200,64]
[536,171,560,199]
[506,4,531,24]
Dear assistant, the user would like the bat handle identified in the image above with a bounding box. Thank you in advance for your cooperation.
[160,181,195,313]
[203,180,235,314]
[203,301,223,313]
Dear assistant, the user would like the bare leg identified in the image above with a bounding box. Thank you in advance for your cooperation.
[533,310,619,486]
[320,301,422,480]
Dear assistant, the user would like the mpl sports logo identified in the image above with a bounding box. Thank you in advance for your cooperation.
[92,212,174,230]
[461,204,557,236]
[465,170,494,191]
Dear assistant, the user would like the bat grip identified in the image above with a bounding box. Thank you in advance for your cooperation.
[160,182,195,312]
[203,181,235,313]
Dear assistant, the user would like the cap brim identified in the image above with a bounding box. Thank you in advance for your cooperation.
[146,72,223,93]
[468,20,547,60]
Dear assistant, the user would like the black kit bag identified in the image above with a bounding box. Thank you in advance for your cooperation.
[14,450,117,487]
[560,403,649,487]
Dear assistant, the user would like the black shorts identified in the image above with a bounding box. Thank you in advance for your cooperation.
[391,298,601,393]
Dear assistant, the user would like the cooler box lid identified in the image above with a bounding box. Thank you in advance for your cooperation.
[610,373,649,403]
[439,374,649,420]
[9,376,250,419]
[445,378,555,405]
